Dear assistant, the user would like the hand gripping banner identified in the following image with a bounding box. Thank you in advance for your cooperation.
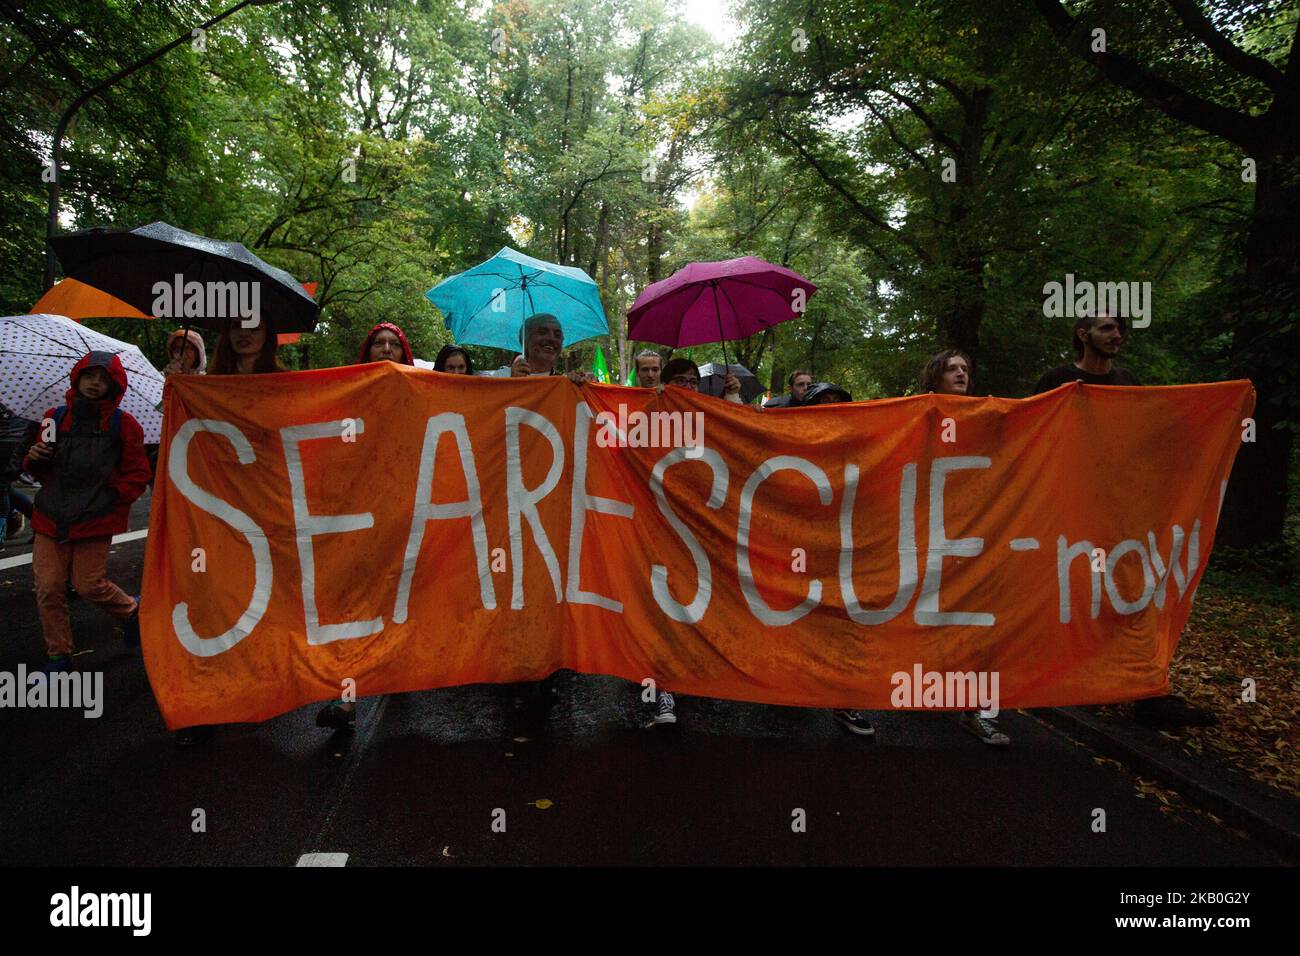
[141,364,1253,729]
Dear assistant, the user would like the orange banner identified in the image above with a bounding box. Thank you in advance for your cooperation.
[141,364,1253,729]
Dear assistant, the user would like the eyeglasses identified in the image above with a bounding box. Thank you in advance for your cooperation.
[669,375,699,387]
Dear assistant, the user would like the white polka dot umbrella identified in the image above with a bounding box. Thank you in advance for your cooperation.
[0,314,165,443]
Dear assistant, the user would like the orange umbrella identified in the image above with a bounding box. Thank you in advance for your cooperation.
[29,278,150,321]
[32,278,318,344]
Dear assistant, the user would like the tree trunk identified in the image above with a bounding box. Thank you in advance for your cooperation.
[1218,151,1300,549]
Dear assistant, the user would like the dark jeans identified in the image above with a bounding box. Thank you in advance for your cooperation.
[6,485,33,517]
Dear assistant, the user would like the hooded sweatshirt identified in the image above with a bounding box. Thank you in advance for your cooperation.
[356,322,414,365]
[164,328,207,375]
[23,351,152,541]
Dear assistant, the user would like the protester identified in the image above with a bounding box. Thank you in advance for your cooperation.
[434,344,474,374]
[1032,312,1138,392]
[357,322,415,366]
[21,352,150,675]
[1,407,34,548]
[634,349,662,390]
[314,322,418,732]
[1032,314,1211,730]
[776,380,874,736]
[920,350,970,395]
[209,314,285,375]
[171,316,282,746]
[917,352,1009,744]
[801,382,853,406]
[482,313,594,383]
[661,357,743,402]
[762,369,812,408]
[161,329,207,378]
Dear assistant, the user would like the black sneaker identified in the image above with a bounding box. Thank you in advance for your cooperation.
[647,690,677,727]
[1133,694,1217,730]
[959,712,1010,746]
[316,701,356,731]
[122,596,141,648]
[833,709,875,737]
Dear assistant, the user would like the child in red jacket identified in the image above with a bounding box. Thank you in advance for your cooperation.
[23,351,152,672]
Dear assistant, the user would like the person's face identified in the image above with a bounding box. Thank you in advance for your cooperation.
[526,319,564,365]
[667,368,700,391]
[171,340,200,370]
[938,357,969,395]
[1080,316,1124,358]
[791,374,812,401]
[230,319,266,356]
[368,329,404,363]
[636,356,661,388]
[442,351,469,374]
[76,365,112,400]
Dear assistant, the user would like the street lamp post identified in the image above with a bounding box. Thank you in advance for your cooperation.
[43,0,280,289]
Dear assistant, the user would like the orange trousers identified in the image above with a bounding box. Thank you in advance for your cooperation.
[32,533,136,657]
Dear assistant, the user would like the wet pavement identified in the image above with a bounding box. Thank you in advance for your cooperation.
[0,492,1288,865]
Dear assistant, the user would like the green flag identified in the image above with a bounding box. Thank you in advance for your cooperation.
[592,346,610,383]
[623,367,635,386]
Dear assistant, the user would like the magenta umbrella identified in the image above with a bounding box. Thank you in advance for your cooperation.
[627,256,817,367]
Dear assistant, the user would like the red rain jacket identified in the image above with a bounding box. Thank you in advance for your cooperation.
[22,351,152,541]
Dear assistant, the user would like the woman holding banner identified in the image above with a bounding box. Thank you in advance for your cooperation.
[433,344,474,374]
[172,315,283,746]
[313,321,420,732]
[918,351,1007,745]
[209,314,285,375]
[356,322,415,366]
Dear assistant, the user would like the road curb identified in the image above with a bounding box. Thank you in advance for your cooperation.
[1035,706,1300,862]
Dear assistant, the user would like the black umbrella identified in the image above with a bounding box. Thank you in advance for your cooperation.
[48,222,319,333]
[697,362,764,405]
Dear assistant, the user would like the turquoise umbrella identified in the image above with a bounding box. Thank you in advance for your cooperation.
[425,247,608,352]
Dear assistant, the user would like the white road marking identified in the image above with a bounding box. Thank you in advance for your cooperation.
[296,852,349,867]
[1009,538,1040,551]
[0,527,149,571]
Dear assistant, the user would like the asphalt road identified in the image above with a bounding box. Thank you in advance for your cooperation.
[0,490,1287,866]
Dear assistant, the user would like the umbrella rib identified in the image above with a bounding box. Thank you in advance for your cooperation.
[5,318,80,352]
[0,350,82,359]
[633,281,709,344]
[527,279,604,319]
[720,275,807,301]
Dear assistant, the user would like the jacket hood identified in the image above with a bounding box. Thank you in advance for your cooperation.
[66,351,128,411]
[357,322,414,365]
[802,382,852,406]
[167,328,207,373]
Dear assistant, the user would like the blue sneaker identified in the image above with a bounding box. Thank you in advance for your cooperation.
[30,656,74,682]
